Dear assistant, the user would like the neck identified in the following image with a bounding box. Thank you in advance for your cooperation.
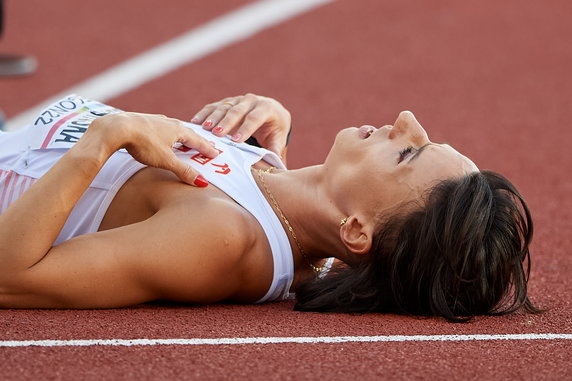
[254,165,347,273]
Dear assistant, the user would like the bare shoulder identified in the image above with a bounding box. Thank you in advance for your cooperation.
[106,166,275,303]
[141,193,273,303]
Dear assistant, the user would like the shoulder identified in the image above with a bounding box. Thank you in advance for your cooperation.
[160,194,258,263]
[148,193,274,302]
[110,167,275,303]
[193,198,259,265]
[165,193,275,302]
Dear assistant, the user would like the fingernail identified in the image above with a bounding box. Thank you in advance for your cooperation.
[213,126,224,134]
[231,133,241,141]
[193,175,209,187]
[191,117,200,124]
[204,120,213,128]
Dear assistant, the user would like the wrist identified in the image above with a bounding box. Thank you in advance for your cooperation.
[86,114,130,154]
[73,116,125,166]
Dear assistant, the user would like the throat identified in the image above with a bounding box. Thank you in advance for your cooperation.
[253,166,336,277]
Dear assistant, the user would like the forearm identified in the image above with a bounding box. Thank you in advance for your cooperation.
[0,126,116,272]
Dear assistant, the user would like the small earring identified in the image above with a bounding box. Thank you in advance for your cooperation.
[340,217,348,226]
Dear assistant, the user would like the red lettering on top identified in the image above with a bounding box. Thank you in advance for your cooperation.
[189,145,224,165]
[211,163,231,175]
[191,153,213,165]
[175,145,192,152]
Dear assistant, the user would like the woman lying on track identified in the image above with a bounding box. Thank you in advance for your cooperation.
[0,94,538,322]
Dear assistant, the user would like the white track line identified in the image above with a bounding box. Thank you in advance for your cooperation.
[4,0,333,131]
[1,334,571,348]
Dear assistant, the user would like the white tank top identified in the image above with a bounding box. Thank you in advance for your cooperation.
[0,95,295,303]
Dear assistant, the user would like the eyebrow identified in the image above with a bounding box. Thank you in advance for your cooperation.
[408,143,432,163]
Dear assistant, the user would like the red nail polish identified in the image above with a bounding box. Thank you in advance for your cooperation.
[213,126,224,134]
[232,133,241,141]
[193,175,209,187]
[204,120,213,128]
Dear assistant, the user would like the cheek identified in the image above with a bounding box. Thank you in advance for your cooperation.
[364,169,411,209]
[388,166,433,205]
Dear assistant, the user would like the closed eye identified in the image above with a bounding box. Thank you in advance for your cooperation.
[398,146,416,163]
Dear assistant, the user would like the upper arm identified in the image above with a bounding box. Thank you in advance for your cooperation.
[2,202,253,308]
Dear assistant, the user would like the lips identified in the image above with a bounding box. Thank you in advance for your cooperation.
[358,125,376,139]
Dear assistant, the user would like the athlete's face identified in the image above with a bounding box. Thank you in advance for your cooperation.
[324,111,479,217]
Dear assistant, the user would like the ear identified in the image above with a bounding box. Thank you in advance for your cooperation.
[339,216,373,255]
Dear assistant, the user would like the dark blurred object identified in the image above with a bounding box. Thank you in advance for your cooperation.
[0,0,37,76]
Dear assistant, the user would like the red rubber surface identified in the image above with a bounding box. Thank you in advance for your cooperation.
[1,0,571,379]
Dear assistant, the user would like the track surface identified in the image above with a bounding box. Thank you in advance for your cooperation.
[1,0,571,379]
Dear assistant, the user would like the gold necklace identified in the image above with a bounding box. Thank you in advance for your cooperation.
[256,167,323,275]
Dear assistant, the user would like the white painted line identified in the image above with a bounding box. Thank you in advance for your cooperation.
[4,0,333,131]
[1,333,571,348]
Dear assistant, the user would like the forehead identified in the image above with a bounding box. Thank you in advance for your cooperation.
[436,144,479,173]
[408,144,478,185]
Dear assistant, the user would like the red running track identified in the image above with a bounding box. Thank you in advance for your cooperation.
[1,0,571,379]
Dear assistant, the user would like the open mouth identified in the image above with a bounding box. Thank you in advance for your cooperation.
[358,125,376,139]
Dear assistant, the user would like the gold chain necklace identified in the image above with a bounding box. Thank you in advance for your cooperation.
[256,167,323,275]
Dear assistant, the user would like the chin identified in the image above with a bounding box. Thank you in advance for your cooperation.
[323,127,368,167]
[334,127,360,143]
[324,129,353,160]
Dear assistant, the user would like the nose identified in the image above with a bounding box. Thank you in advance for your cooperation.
[389,111,430,144]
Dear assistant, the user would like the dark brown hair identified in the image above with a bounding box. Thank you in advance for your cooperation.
[294,171,539,322]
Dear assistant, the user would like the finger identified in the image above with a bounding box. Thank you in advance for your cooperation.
[213,94,260,136]
[215,102,261,138]
[200,103,237,133]
[229,108,269,143]
[166,151,209,187]
[191,97,238,129]
[190,104,217,127]
[177,125,220,159]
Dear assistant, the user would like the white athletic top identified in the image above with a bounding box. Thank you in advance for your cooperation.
[0,95,297,303]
